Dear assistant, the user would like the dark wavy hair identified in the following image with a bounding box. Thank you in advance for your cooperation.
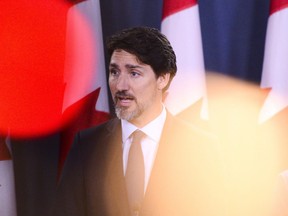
[106,26,177,91]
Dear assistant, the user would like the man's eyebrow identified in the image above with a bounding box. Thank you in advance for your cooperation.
[125,64,143,69]
[109,63,119,69]
[109,63,143,69]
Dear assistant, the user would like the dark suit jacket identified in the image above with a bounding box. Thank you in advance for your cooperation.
[54,113,226,216]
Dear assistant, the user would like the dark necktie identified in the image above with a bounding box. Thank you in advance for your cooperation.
[125,130,146,216]
[0,137,12,161]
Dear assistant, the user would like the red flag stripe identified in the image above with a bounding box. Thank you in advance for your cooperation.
[162,0,197,20]
[270,0,288,15]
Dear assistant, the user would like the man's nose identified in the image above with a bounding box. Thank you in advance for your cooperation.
[116,74,129,91]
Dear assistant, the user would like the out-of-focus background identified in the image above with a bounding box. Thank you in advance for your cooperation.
[1,0,288,216]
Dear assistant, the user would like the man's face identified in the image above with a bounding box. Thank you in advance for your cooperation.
[109,50,169,127]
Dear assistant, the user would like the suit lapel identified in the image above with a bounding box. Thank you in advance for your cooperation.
[104,119,131,216]
[141,114,178,216]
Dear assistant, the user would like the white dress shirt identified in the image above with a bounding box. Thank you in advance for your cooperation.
[121,107,167,193]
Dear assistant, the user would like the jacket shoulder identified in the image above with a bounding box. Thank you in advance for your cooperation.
[165,113,217,144]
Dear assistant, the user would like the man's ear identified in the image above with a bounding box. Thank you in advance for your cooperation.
[157,73,170,90]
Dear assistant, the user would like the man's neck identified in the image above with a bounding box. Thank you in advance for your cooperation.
[128,104,164,128]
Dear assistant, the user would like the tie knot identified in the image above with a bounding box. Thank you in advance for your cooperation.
[131,130,146,144]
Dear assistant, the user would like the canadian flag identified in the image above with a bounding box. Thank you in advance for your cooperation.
[259,0,288,123]
[161,0,208,119]
[59,0,110,175]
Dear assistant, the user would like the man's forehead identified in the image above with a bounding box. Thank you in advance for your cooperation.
[111,49,138,59]
[110,50,146,67]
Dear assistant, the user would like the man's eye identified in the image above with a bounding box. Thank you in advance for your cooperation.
[110,69,119,76]
[131,71,140,77]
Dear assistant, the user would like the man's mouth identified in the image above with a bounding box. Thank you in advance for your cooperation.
[115,92,135,106]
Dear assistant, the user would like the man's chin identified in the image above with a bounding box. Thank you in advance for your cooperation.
[115,107,140,121]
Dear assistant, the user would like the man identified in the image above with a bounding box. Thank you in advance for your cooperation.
[54,26,225,216]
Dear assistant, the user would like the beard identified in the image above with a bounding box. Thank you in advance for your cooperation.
[113,91,146,121]
[113,90,156,122]
[114,100,145,121]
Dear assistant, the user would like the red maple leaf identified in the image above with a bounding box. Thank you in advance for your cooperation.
[58,87,110,178]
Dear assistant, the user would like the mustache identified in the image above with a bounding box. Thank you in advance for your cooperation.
[114,91,135,100]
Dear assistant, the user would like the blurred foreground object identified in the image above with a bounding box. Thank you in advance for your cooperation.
[205,72,288,216]
[0,0,70,138]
